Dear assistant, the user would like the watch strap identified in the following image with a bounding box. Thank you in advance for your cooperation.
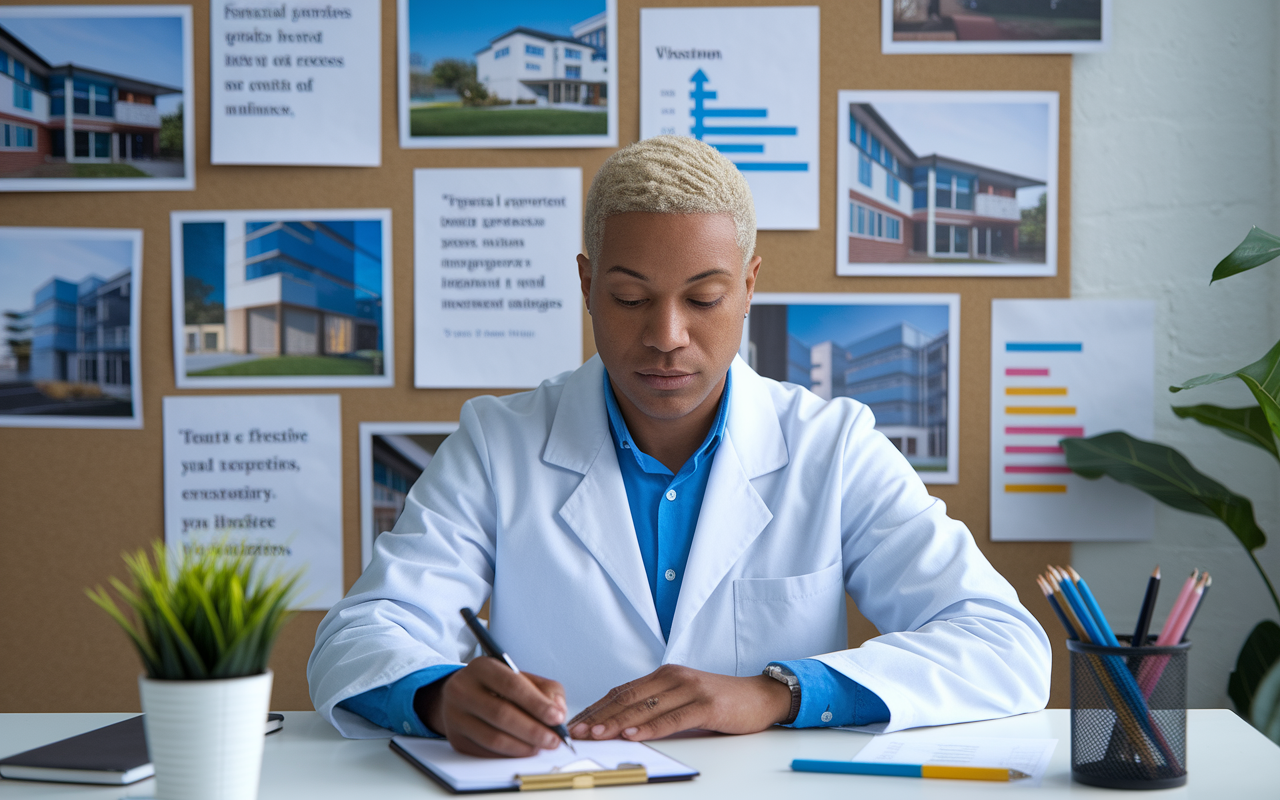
[764,664,802,725]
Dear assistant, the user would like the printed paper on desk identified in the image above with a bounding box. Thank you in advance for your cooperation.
[852,735,1057,787]
[989,299,1156,541]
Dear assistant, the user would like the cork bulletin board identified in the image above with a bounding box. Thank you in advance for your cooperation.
[0,0,1074,713]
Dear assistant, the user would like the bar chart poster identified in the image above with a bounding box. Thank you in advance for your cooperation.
[639,6,819,230]
[989,299,1155,541]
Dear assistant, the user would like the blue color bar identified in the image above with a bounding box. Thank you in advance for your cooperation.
[1006,343,1083,352]
[699,125,797,136]
[712,144,765,153]
[792,760,921,778]
[696,108,768,118]
[733,162,809,172]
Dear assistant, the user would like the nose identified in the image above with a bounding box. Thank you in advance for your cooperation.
[641,299,690,353]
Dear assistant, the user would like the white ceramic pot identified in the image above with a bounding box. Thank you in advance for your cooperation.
[139,670,273,800]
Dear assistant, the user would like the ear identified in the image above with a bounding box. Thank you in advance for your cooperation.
[743,254,762,313]
[576,253,593,314]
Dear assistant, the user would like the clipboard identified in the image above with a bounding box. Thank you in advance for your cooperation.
[390,736,699,793]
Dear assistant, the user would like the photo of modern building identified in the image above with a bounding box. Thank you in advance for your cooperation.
[402,0,615,146]
[838,91,1056,277]
[746,297,958,480]
[359,422,458,569]
[176,212,391,386]
[0,227,140,426]
[889,0,1105,49]
[0,10,190,187]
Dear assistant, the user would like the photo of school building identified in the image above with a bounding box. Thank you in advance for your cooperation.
[181,219,386,379]
[846,102,1045,264]
[747,303,951,472]
[369,433,449,539]
[0,21,183,180]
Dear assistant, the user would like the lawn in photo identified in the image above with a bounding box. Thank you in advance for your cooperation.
[359,422,458,568]
[399,0,616,148]
[884,0,1108,54]
[837,91,1057,278]
[0,227,142,428]
[745,294,959,483]
[172,210,393,389]
[0,5,193,191]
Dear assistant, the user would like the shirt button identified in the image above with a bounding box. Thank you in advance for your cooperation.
[403,721,412,733]
[821,711,833,723]
[665,489,677,501]
[622,442,630,449]
[665,568,676,581]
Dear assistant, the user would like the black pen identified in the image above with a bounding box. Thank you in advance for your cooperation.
[459,607,576,754]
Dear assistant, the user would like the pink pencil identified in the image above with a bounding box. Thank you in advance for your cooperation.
[1155,570,1199,646]
[1140,573,1209,697]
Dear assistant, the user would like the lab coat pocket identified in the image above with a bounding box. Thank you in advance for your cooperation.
[732,561,848,676]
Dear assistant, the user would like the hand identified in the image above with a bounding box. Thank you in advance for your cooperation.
[567,664,792,742]
[415,657,567,758]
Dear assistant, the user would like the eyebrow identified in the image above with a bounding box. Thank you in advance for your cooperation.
[604,266,734,283]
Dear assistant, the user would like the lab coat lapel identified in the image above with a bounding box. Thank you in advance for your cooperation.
[545,357,665,645]
[666,358,788,654]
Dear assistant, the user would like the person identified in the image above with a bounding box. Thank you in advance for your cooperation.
[308,135,1050,757]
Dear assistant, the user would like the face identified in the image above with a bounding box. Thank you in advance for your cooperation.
[578,212,761,425]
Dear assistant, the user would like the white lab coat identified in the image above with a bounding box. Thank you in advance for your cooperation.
[309,355,1050,738]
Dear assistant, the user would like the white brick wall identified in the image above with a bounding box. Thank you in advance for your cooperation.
[1070,0,1280,709]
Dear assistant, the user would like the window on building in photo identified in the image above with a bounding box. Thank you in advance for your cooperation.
[858,153,871,187]
[494,46,509,58]
[526,62,541,71]
[525,44,544,56]
[565,48,581,59]
[566,65,580,79]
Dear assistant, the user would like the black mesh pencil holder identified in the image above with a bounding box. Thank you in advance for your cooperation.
[1067,637,1189,790]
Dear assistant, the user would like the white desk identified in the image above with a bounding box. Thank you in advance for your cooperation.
[1,710,1276,798]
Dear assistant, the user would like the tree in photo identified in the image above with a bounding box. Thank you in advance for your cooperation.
[184,275,224,325]
[160,103,184,157]
[1020,192,1047,256]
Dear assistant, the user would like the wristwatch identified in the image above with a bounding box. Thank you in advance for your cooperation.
[762,664,801,725]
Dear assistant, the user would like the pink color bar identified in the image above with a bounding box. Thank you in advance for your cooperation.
[1006,368,1050,376]
[1005,465,1073,474]
[1005,445,1063,454]
[1006,426,1084,436]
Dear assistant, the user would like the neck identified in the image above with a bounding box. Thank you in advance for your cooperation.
[611,373,727,474]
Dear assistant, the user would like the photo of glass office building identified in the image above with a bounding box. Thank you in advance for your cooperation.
[180,218,386,379]
[747,301,952,473]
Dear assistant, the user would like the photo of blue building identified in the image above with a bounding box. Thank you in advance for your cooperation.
[179,216,387,381]
[747,300,953,473]
[0,228,138,423]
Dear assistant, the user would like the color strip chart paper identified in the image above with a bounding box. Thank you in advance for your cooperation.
[990,300,1155,541]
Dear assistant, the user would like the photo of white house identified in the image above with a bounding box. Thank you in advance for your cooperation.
[400,0,616,148]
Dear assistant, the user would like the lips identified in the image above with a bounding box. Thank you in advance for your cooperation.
[636,370,696,391]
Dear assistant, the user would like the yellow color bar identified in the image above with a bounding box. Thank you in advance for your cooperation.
[1006,387,1068,395]
[921,765,1012,782]
[1005,406,1076,415]
[1006,484,1067,493]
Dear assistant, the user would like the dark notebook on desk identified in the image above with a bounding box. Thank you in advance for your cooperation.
[0,713,284,785]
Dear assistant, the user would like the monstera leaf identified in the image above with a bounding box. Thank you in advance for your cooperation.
[1061,431,1266,553]
[1172,340,1280,449]
[1210,226,1280,282]
[1231,620,1280,736]
[1172,404,1280,463]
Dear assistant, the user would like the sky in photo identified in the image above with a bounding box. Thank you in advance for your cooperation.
[0,233,134,361]
[869,100,1050,208]
[785,303,949,350]
[0,15,185,115]
[408,0,604,65]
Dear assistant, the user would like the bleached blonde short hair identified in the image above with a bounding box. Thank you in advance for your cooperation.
[584,135,756,272]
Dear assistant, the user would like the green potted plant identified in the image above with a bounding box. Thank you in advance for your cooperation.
[1060,227,1280,743]
[88,542,303,800]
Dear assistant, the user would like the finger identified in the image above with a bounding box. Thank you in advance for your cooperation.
[465,687,564,752]
[450,719,544,759]
[523,672,567,717]
[618,702,700,742]
[473,659,567,727]
[583,683,698,741]
[569,674,654,734]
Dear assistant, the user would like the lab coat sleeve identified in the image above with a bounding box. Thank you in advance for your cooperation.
[810,402,1052,733]
[307,401,499,738]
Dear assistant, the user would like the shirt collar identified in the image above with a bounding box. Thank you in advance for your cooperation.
[603,368,732,477]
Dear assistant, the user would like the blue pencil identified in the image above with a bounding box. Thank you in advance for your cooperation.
[1069,566,1119,646]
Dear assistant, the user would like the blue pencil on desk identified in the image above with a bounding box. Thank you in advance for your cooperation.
[792,759,1030,782]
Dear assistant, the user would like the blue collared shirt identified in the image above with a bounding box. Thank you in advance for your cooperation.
[339,370,889,735]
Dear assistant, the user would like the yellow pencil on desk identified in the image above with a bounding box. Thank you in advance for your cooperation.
[791,759,1030,781]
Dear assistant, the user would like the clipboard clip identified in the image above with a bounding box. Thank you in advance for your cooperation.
[516,763,648,791]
